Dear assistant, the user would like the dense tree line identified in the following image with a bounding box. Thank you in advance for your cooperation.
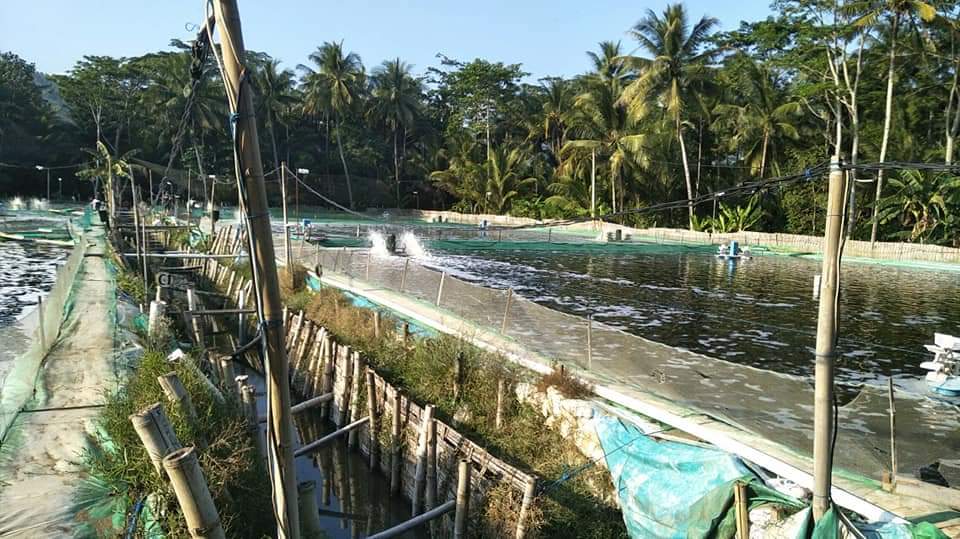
[2,1,960,244]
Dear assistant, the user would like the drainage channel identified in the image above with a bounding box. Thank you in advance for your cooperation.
[240,365,430,538]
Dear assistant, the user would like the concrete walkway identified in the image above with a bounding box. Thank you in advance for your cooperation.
[0,228,120,538]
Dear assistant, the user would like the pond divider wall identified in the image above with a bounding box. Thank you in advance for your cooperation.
[381,209,960,264]
[0,225,89,441]
[181,225,539,537]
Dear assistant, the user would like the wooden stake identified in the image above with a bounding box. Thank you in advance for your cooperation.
[365,369,379,470]
[390,389,402,495]
[412,404,435,515]
[298,480,323,538]
[347,353,364,450]
[436,272,446,306]
[425,413,437,511]
[888,378,897,477]
[454,459,471,539]
[130,403,182,476]
[515,478,536,539]
[158,372,207,449]
[163,446,226,539]
[495,379,506,430]
[501,288,513,334]
[373,310,381,339]
[734,481,749,539]
[242,384,266,459]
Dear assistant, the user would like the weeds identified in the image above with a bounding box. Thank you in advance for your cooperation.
[537,366,593,400]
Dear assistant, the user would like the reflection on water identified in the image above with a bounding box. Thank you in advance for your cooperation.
[244,367,428,538]
[422,248,960,387]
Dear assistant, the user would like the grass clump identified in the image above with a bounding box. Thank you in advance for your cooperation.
[86,349,273,538]
[537,366,593,400]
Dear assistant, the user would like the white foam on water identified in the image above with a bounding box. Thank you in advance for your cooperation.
[368,231,391,257]
[401,231,429,258]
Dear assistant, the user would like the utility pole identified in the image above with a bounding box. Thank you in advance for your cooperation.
[281,161,290,267]
[211,2,300,538]
[46,168,51,201]
[812,155,845,522]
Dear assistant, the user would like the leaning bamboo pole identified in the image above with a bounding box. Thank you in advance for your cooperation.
[163,446,226,539]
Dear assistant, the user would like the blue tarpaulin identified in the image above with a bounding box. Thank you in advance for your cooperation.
[596,415,753,538]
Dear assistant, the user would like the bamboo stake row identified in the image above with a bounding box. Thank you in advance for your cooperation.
[197,240,541,538]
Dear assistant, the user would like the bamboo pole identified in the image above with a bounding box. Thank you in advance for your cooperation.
[454,459,471,539]
[399,258,409,292]
[373,310,381,339]
[241,383,267,459]
[163,446,226,539]
[365,369,379,469]
[586,313,593,370]
[412,404,435,515]
[436,272,446,306]
[218,355,237,395]
[158,372,207,449]
[298,481,323,538]
[320,336,335,420]
[148,300,166,338]
[734,481,749,539]
[812,157,844,522]
[425,413,437,511]
[337,346,353,427]
[515,478,536,539]
[130,403,182,476]
[888,378,897,478]
[212,2,299,535]
[366,501,455,539]
[294,417,370,457]
[390,389,402,495]
[501,288,513,334]
[495,379,506,430]
[347,353,364,450]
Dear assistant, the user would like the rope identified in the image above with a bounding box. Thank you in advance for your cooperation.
[283,165,385,222]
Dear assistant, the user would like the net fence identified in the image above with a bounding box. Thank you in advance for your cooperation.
[0,231,88,441]
[290,238,960,484]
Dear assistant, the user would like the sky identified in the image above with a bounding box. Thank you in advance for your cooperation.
[1,1,773,81]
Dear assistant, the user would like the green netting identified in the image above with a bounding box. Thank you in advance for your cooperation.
[0,232,88,441]
[428,238,721,254]
[295,238,960,502]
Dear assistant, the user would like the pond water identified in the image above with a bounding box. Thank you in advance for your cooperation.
[420,247,960,391]
[0,211,70,392]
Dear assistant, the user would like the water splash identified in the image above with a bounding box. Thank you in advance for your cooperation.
[368,231,390,257]
[8,197,24,211]
[401,231,429,258]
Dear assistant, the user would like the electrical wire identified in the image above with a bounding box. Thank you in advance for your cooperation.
[283,165,385,222]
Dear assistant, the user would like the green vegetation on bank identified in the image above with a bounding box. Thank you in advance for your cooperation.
[87,263,273,537]
[279,268,627,538]
[4,2,960,245]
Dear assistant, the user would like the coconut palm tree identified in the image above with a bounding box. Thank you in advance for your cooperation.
[254,59,297,172]
[563,78,647,218]
[718,61,800,177]
[300,41,364,209]
[852,0,937,242]
[484,147,537,214]
[369,59,424,206]
[77,141,138,216]
[620,3,718,229]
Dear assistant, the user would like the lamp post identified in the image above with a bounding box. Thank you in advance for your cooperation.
[296,168,309,220]
[58,177,63,200]
[36,165,50,201]
[413,190,420,210]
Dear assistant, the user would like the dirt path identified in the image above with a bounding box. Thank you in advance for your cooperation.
[0,229,120,538]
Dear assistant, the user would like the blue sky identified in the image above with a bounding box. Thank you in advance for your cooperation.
[1,1,772,80]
